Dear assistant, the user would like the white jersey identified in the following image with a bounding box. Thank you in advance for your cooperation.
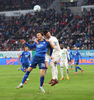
[49,36,61,55]
[61,48,70,62]
[46,36,61,62]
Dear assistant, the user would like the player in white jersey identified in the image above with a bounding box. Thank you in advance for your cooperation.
[60,44,70,80]
[44,31,61,86]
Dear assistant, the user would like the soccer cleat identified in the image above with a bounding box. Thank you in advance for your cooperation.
[51,79,59,86]
[24,80,27,84]
[49,79,54,84]
[26,78,30,81]
[81,69,84,73]
[18,67,21,71]
[60,77,64,80]
[16,83,23,89]
[73,72,77,74]
[71,68,74,70]
[66,76,69,80]
[43,83,45,86]
[39,87,45,93]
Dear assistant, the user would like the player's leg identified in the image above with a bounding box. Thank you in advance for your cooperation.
[16,67,33,89]
[76,65,84,73]
[73,63,78,74]
[65,62,69,79]
[60,60,64,80]
[49,61,55,84]
[70,60,74,70]
[39,63,45,93]
[45,61,49,75]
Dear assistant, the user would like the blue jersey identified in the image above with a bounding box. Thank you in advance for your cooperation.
[67,50,72,59]
[25,39,52,57]
[73,50,82,61]
[20,51,31,64]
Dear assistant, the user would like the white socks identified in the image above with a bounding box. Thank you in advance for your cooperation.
[60,67,63,77]
[50,62,55,79]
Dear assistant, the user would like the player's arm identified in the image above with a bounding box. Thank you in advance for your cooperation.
[45,39,55,49]
[17,53,22,56]
[18,55,21,65]
[28,52,32,61]
[20,39,36,49]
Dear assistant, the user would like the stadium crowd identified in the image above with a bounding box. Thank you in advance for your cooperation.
[58,8,94,50]
[85,0,94,5]
[0,0,55,11]
[0,9,73,51]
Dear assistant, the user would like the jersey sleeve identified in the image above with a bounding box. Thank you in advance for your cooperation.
[25,42,36,49]
[28,52,31,58]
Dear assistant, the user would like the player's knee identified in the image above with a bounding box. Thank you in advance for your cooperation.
[45,65,48,69]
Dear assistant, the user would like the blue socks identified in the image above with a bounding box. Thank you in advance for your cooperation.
[75,66,82,73]
[21,70,30,84]
[75,67,77,72]
[40,76,44,87]
[71,66,73,68]
[20,68,24,72]
[77,66,82,70]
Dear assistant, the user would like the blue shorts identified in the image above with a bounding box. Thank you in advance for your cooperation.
[22,63,29,70]
[30,55,45,69]
[75,60,79,65]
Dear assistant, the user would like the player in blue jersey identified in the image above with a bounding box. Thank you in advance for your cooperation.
[18,46,31,73]
[17,46,31,83]
[16,32,54,93]
[67,46,74,70]
[73,46,84,74]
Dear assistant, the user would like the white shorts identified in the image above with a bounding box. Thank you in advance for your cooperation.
[51,54,61,63]
[60,60,68,69]
[45,54,50,62]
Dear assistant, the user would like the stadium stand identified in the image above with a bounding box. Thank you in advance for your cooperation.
[58,8,94,50]
[0,0,55,11]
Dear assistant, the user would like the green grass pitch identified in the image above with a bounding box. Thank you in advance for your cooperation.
[0,65,94,100]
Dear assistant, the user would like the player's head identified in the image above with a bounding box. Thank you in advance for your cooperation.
[60,44,64,49]
[36,32,43,40]
[74,46,77,51]
[24,45,29,52]
[67,46,70,50]
[44,30,51,39]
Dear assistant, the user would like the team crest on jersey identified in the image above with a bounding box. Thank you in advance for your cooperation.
[43,42,45,44]
[54,42,56,45]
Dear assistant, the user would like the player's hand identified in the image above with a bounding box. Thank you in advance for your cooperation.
[51,57,53,60]
[20,39,26,44]
[45,39,50,42]
[34,38,39,45]
[19,61,21,65]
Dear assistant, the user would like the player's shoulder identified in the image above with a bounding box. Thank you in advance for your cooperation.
[50,36,57,40]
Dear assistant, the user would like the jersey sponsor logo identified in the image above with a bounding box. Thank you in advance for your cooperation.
[62,53,65,54]
[43,42,45,44]
[37,44,43,48]
[54,42,57,45]
[25,55,29,57]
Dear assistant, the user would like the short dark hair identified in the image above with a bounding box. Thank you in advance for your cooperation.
[37,31,43,36]
[44,30,49,36]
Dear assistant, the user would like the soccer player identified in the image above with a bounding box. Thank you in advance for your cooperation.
[60,44,70,80]
[17,46,31,83]
[18,46,31,73]
[16,32,54,93]
[44,31,61,86]
[67,46,74,70]
[73,46,84,74]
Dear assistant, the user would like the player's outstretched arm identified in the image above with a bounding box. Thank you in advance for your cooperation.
[18,55,21,65]
[45,39,54,49]
[20,39,36,49]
